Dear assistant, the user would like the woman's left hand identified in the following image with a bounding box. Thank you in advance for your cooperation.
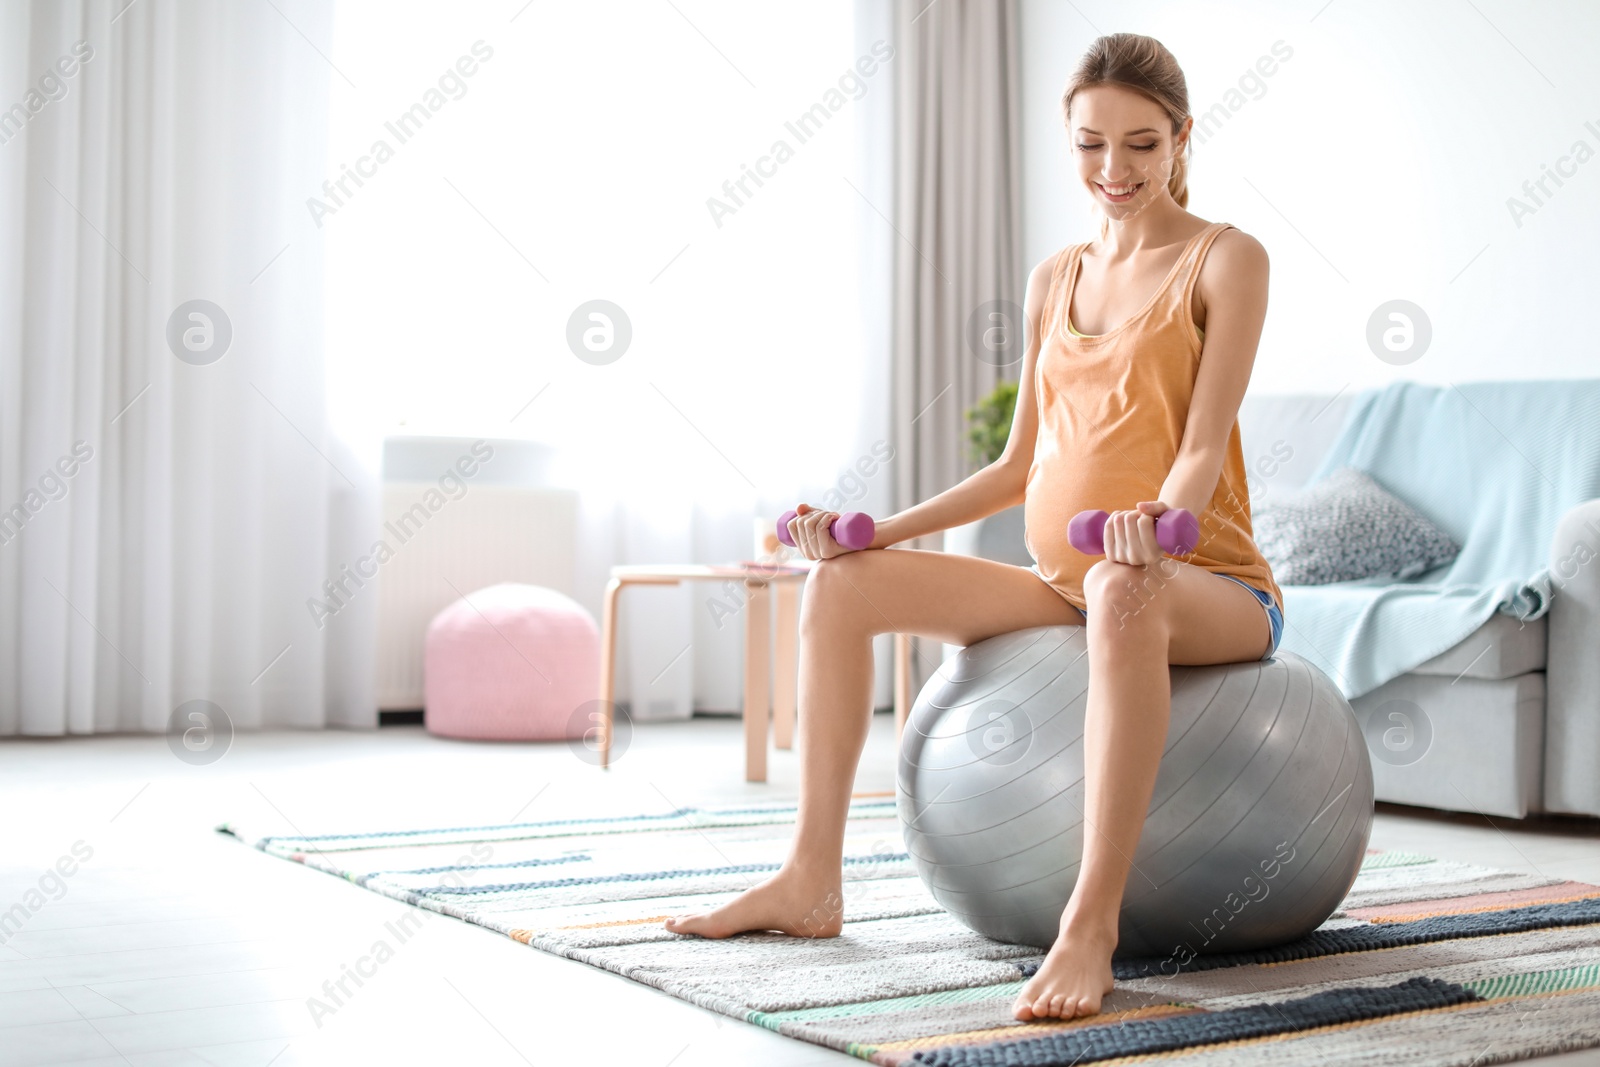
[1103,500,1170,566]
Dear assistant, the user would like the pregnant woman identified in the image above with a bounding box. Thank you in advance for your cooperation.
[665,32,1284,1023]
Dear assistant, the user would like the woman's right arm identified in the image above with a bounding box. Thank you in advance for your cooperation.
[868,251,1062,550]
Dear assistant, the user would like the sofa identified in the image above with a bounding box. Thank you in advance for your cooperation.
[945,384,1600,822]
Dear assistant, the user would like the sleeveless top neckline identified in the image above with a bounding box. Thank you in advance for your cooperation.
[1059,221,1224,344]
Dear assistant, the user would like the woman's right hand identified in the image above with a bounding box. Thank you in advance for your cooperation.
[786,503,854,561]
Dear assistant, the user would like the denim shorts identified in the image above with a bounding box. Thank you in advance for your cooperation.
[1029,564,1283,660]
[1215,574,1285,660]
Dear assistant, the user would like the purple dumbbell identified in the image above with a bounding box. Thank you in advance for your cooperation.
[1068,508,1199,557]
[776,509,876,551]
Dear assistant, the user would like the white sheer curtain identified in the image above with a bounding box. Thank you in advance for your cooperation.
[322,0,894,719]
[0,0,379,735]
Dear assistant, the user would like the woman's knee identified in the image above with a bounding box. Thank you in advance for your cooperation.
[1084,559,1173,633]
[799,551,882,637]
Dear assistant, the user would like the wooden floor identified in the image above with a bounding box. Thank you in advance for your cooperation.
[2,713,1599,1066]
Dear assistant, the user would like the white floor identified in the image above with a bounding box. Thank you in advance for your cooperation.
[2,713,1599,1067]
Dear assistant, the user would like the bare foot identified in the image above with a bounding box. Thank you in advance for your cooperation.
[663,865,845,939]
[1013,919,1118,1022]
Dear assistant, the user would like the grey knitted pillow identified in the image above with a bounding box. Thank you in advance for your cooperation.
[1252,466,1461,586]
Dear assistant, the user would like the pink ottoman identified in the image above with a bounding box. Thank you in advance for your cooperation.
[424,583,599,741]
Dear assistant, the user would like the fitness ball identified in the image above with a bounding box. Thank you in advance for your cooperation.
[896,625,1374,958]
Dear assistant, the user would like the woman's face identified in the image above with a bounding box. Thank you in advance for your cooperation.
[1069,84,1187,225]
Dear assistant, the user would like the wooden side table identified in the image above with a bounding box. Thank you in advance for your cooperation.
[597,562,811,781]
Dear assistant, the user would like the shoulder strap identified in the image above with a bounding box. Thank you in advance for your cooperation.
[1040,243,1078,338]
[1179,222,1235,310]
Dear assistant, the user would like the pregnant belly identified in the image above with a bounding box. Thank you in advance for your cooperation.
[1023,450,1165,605]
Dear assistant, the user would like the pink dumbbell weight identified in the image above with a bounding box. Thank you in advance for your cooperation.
[1067,507,1199,557]
[776,509,876,551]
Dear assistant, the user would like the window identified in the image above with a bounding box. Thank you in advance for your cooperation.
[323,0,878,498]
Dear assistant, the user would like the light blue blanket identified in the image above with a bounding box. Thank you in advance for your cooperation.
[1277,378,1600,699]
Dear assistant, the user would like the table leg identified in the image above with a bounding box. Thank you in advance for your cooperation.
[773,579,799,750]
[894,632,911,741]
[744,578,771,782]
[598,577,623,770]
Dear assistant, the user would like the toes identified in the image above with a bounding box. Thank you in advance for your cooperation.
[664,914,708,936]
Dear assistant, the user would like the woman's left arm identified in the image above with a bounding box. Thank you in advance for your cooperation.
[1159,229,1270,521]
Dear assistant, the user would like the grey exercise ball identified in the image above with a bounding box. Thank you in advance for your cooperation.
[896,625,1374,958]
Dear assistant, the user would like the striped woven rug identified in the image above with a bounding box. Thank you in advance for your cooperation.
[218,792,1600,1065]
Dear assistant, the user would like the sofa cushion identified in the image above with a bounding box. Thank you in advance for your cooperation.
[1407,610,1547,679]
[1254,466,1462,585]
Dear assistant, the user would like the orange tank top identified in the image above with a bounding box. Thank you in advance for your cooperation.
[1023,220,1282,614]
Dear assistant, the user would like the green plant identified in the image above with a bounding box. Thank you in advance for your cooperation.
[965,379,1018,468]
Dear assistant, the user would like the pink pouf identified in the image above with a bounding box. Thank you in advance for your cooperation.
[424,583,599,741]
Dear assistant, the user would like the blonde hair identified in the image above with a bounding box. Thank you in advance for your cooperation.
[1061,34,1191,238]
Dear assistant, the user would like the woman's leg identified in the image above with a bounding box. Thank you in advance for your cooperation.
[1014,558,1274,1021]
[664,547,1085,939]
